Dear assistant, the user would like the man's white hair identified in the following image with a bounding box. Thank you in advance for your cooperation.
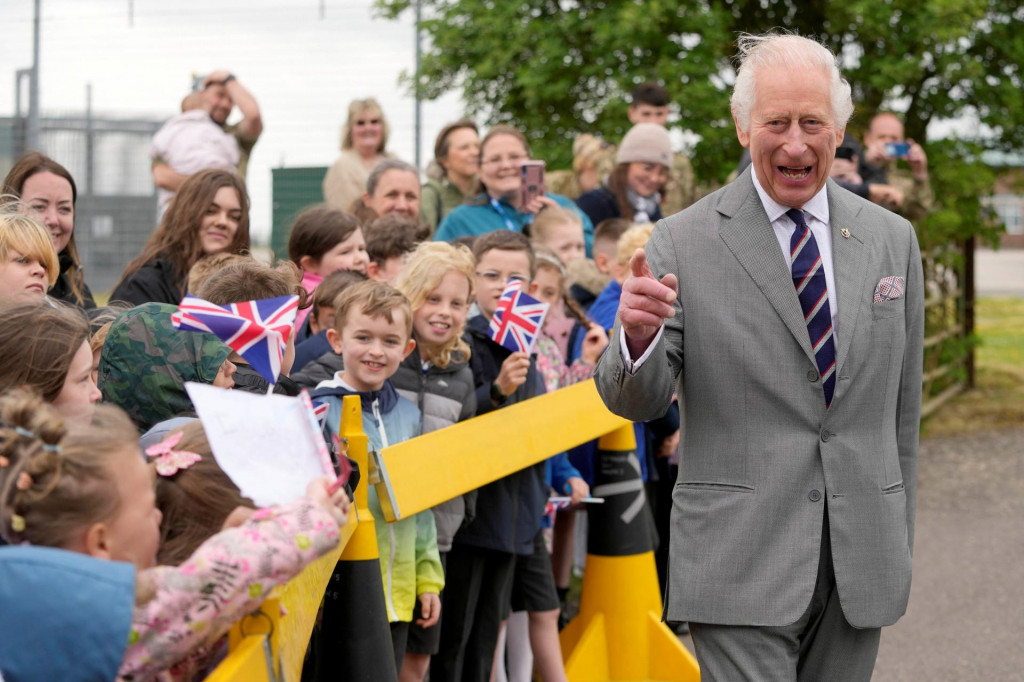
[730,33,854,132]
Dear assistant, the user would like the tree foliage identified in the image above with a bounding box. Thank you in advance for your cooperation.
[377,0,1022,192]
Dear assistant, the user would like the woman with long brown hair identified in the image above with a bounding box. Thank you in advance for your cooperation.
[2,151,95,308]
[111,168,250,305]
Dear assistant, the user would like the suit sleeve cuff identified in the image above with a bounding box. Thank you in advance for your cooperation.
[619,324,665,375]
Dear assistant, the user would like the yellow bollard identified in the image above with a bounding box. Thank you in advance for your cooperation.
[560,423,700,682]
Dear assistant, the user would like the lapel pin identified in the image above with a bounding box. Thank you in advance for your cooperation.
[840,228,850,239]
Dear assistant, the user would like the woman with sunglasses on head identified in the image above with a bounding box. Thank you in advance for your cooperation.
[323,97,397,214]
[434,125,594,256]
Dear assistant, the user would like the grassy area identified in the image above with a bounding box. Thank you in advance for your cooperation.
[922,296,1024,438]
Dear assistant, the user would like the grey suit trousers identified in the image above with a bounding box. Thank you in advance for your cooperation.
[688,510,881,682]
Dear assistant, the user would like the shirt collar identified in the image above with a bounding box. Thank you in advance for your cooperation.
[750,166,830,226]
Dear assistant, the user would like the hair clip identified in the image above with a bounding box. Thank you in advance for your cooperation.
[15,427,34,439]
[15,472,32,491]
[10,514,26,533]
[41,443,61,453]
[145,431,202,477]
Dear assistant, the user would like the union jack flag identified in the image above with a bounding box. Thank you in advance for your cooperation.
[312,401,329,429]
[171,294,299,385]
[488,280,549,354]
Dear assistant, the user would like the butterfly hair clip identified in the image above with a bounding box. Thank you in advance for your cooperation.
[145,431,202,477]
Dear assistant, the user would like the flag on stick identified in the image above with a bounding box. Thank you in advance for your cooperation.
[488,280,549,354]
[172,294,298,385]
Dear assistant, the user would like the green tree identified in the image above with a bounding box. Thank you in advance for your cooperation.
[377,0,1022,194]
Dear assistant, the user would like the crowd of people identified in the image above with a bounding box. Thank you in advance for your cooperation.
[0,31,928,682]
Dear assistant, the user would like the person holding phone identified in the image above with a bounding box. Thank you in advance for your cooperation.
[859,112,933,220]
[576,122,674,227]
[434,125,594,256]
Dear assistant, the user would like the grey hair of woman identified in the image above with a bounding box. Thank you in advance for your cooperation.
[366,158,420,197]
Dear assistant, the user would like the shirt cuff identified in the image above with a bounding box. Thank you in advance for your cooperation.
[618,325,665,375]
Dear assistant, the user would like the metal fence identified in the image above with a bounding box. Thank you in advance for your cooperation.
[1,111,162,294]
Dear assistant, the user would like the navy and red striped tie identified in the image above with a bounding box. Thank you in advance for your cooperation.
[787,209,836,408]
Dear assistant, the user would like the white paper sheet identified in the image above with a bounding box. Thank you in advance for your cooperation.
[185,382,333,507]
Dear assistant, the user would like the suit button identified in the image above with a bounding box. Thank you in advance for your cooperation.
[807,369,819,382]
[820,430,831,442]
[809,489,822,502]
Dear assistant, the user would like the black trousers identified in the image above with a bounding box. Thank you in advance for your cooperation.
[431,544,516,682]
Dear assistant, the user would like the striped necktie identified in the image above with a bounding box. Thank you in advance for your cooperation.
[787,209,836,408]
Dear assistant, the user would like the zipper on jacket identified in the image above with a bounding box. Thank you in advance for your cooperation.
[371,396,399,621]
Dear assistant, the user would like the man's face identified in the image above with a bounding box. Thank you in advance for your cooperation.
[628,103,670,127]
[201,83,233,125]
[864,114,904,146]
[734,67,843,209]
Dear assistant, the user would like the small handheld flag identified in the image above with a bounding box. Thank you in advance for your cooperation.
[488,280,549,354]
[172,294,299,386]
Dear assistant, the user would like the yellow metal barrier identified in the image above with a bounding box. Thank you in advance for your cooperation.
[208,380,699,681]
[373,379,630,521]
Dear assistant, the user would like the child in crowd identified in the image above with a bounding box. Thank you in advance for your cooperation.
[392,241,478,682]
[0,390,349,682]
[98,302,236,439]
[196,260,308,395]
[527,248,609,630]
[0,301,100,430]
[288,205,368,334]
[0,208,58,303]
[528,207,586,266]
[291,270,368,378]
[565,217,630,310]
[365,214,421,283]
[433,231,551,682]
[87,303,131,383]
[311,279,444,676]
[186,251,253,296]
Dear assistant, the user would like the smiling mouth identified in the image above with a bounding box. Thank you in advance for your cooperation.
[363,361,385,370]
[779,166,812,179]
[429,321,451,333]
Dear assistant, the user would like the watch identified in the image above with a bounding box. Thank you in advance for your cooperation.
[490,381,506,405]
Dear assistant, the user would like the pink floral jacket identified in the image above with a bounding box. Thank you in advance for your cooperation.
[118,499,340,682]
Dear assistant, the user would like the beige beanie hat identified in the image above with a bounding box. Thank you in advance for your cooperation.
[615,122,673,167]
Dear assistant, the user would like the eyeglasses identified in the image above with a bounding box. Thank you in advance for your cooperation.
[475,270,528,286]
[480,154,527,167]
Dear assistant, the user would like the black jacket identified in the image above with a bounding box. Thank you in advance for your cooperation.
[576,186,663,227]
[231,363,301,396]
[290,350,344,390]
[110,258,183,306]
[453,315,548,556]
[49,251,96,309]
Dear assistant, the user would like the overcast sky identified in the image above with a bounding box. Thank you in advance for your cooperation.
[1,0,465,241]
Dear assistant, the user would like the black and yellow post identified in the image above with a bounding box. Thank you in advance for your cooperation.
[559,423,700,681]
[312,395,398,681]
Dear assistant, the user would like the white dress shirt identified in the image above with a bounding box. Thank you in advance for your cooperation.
[621,168,839,372]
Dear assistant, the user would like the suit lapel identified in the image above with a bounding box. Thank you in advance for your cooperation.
[717,172,817,365]
[827,180,871,377]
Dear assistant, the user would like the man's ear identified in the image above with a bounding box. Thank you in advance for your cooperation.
[733,114,750,148]
[326,328,343,354]
[402,337,417,360]
[83,522,112,561]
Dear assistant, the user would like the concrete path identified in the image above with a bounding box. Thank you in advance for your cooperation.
[975,249,1024,296]
[873,428,1024,681]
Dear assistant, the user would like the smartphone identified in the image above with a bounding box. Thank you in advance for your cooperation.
[885,142,910,159]
[520,161,546,207]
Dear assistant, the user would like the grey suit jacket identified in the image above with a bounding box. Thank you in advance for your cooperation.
[594,169,924,629]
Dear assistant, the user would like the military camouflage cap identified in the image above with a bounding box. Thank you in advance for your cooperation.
[97,302,231,431]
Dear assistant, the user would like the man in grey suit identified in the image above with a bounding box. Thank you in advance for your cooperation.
[594,33,924,680]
